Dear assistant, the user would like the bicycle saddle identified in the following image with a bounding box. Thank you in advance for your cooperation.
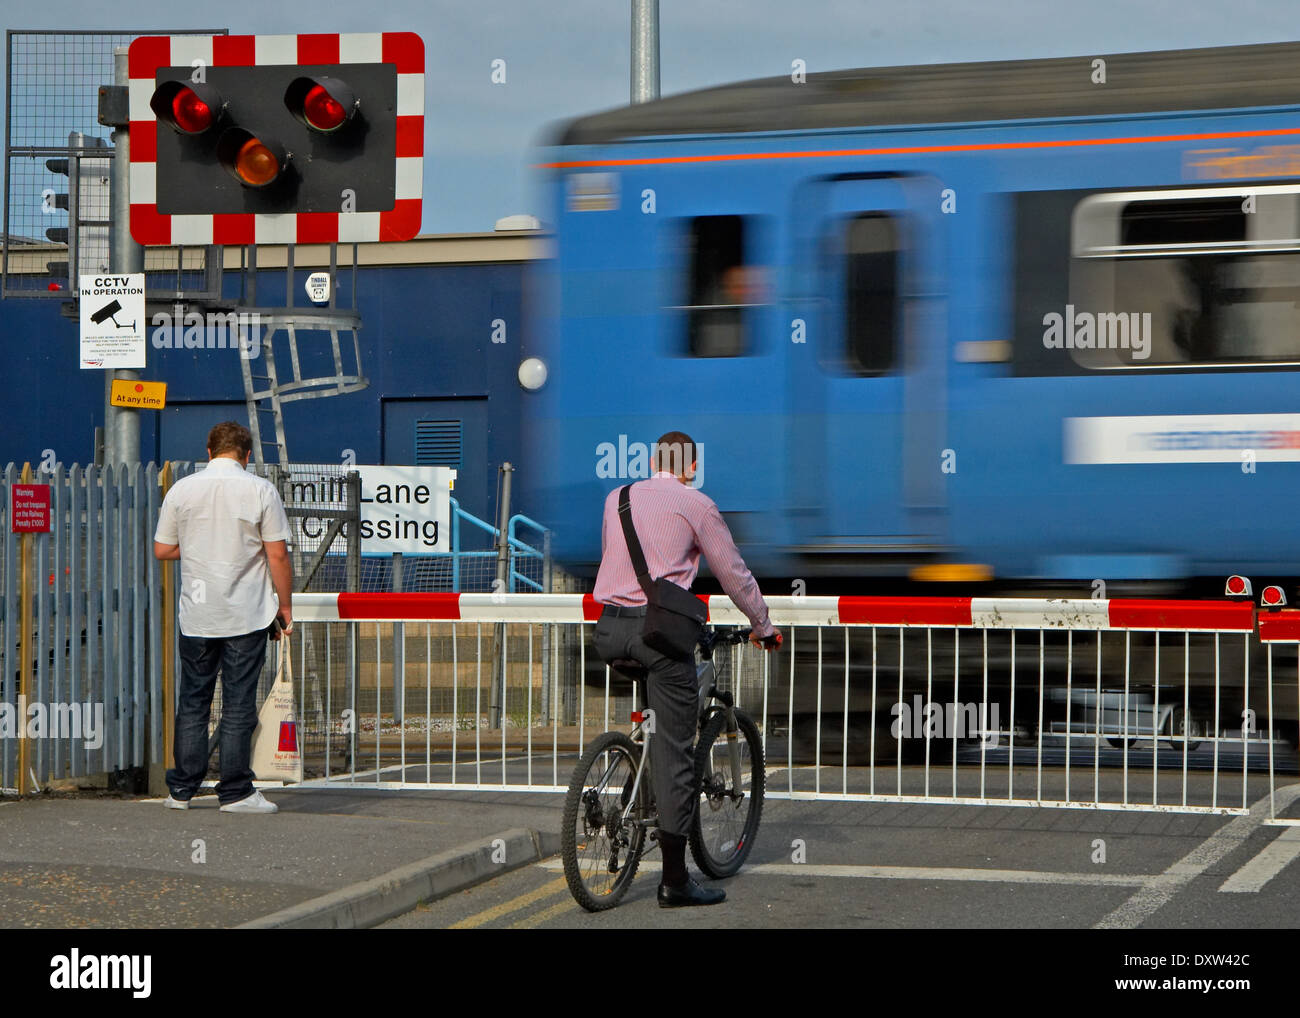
[609,658,649,682]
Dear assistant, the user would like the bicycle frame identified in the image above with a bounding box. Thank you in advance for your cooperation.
[563,626,765,909]
[608,644,748,834]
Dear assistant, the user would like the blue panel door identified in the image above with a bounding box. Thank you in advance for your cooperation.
[382,397,491,521]
[158,401,248,464]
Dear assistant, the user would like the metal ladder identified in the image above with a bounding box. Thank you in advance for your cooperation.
[236,243,367,467]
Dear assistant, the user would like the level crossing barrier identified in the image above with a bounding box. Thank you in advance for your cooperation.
[286,592,1290,818]
[1257,608,1300,825]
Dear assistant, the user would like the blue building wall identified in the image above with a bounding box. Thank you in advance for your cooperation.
[0,256,527,524]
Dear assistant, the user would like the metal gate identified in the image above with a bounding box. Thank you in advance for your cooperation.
[282,591,1300,820]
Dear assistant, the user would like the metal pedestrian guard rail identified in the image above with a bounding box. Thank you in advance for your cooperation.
[1,462,169,793]
[287,592,1298,818]
[1,460,554,796]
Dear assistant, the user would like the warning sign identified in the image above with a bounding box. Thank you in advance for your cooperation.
[110,378,167,409]
[11,484,52,533]
[79,273,146,369]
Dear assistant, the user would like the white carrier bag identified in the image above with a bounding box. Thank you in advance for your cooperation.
[250,632,304,783]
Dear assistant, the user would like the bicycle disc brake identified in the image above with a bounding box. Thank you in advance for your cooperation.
[701,771,744,809]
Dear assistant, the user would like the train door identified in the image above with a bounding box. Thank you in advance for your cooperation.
[791,174,948,561]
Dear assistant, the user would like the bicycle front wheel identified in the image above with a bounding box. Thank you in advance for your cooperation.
[689,708,764,879]
[561,731,648,911]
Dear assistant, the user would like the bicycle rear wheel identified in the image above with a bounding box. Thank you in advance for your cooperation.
[689,708,764,879]
[561,731,648,911]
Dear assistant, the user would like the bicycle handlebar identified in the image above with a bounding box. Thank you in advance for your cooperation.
[699,626,782,654]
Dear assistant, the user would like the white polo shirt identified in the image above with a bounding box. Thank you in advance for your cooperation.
[154,457,292,638]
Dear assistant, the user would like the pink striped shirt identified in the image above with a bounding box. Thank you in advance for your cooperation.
[593,472,774,638]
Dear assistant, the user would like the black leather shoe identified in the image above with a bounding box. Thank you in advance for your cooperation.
[657,878,726,908]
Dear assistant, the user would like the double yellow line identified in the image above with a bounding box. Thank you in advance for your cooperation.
[450,875,578,930]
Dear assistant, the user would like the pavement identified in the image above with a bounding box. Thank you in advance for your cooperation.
[385,785,1300,931]
[0,787,563,929]
[3,776,1300,930]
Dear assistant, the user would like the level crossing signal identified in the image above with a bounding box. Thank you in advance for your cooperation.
[128,33,424,245]
[42,132,111,291]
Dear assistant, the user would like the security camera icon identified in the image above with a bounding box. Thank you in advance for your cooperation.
[89,299,135,330]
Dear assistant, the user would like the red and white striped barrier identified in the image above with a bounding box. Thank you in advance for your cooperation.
[294,592,1256,631]
[1258,609,1300,642]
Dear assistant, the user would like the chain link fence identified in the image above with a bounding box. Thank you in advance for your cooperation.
[3,30,224,300]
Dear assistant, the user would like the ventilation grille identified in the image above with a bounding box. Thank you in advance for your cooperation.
[415,419,463,467]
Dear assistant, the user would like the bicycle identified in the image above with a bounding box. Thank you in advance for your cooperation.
[561,626,767,911]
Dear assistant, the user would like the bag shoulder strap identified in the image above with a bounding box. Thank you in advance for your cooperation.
[274,634,293,688]
[617,485,655,597]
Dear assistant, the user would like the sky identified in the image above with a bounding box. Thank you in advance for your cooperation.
[3,0,1300,234]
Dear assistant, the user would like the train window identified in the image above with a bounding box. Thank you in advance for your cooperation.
[683,215,759,357]
[1066,185,1300,368]
[844,213,900,375]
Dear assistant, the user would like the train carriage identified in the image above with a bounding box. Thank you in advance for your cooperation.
[521,41,1300,593]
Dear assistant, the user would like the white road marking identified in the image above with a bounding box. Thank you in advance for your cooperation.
[1218,826,1300,893]
[538,858,1145,886]
[1094,783,1300,928]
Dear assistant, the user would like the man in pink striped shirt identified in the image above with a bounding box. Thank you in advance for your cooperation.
[593,431,780,908]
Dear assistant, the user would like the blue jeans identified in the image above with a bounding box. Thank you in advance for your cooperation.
[166,629,268,804]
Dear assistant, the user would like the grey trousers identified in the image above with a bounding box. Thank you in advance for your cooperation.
[592,608,699,837]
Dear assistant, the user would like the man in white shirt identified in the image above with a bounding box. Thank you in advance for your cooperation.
[153,421,293,813]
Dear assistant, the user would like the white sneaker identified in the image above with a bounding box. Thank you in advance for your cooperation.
[219,790,278,814]
[163,795,190,810]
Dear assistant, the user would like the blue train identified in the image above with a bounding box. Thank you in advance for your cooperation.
[519,41,1300,590]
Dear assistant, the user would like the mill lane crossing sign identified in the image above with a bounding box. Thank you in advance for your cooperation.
[127,32,425,245]
[288,465,455,555]
[79,274,146,369]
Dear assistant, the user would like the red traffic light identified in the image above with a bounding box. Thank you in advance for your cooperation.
[1261,585,1287,608]
[285,76,358,133]
[216,128,289,189]
[171,88,214,133]
[150,81,225,135]
[305,85,347,130]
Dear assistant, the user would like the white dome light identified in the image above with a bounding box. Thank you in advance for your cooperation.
[518,357,548,391]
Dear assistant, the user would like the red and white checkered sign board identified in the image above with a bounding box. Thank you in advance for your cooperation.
[127,32,424,245]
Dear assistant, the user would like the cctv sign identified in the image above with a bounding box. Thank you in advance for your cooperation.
[79,273,146,369]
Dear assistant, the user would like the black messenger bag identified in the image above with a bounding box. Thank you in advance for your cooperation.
[617,484,707,661]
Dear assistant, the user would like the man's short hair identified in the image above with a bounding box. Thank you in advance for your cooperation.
[654,431,696,475]
[207,421,253,459]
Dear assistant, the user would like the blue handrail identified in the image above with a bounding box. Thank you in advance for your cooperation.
[508,513,549,593]
[299,496,550,593]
